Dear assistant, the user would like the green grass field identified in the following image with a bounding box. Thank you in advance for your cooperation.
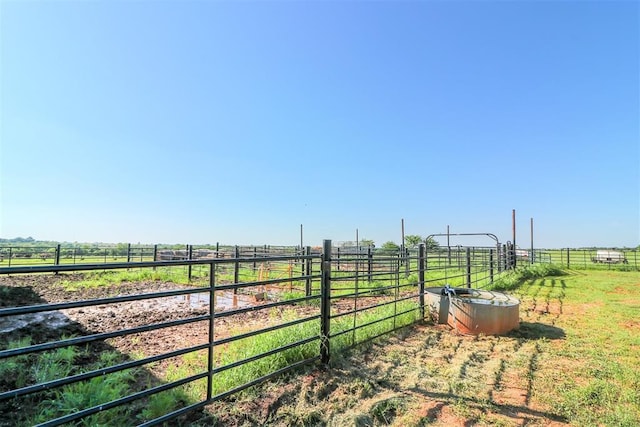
[2,266,639,425]
[515,269,640,425]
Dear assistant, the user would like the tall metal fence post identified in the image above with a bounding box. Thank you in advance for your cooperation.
[207,262,216,401]
[305,246,312,296]
[188,245,193,282]
[489,249,494,284]
[418,244,425,319]
[566,248,570,269]
[54,244,61,266]
[466,247,472,288]
[299,246,304,275]
[127,243,131,263]
[253,246,257,272]
[396,252,401,289]
[367,247,373,283]
[405,247,410,278]
[234,246,240,295]
[320,239,332,365]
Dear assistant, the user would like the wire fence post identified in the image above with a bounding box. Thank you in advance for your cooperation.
[489,249,494,284]
[234,246,240,295]
[404,247,410,278]
[305,246,312,297]
[54,244,61,266]
[466,247,472,288]
[566,248,570,269]
[320,239,332,365]
[207,262,216,401]
[127,244,131,263]
[367,247,373,283]
[418,243,425,319]
[188,245,193,282]
[253,246,257,272]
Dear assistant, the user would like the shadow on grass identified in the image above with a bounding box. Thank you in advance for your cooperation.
[510,322,566,340]
[407,387,568,425]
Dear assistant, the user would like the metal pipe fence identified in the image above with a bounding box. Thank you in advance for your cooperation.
[0,241,500,425]
[525,248,639,271]
[0,244,307,268]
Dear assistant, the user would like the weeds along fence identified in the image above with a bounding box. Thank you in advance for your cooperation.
[0,241,498,426]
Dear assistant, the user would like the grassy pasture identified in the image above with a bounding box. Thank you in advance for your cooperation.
[207,267,640,426]
[3,266,638,425]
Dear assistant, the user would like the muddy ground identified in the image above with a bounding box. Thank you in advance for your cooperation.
[0,274,567,426]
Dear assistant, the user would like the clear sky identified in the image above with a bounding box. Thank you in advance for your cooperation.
[1,0,638,249]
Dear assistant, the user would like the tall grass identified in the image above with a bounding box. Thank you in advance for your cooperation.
[0,341,193,426]
[488,263,565,291]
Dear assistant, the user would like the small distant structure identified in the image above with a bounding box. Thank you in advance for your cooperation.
[156,250,187,261]
[515,249,529,260]
[592,250,627,264]
[156,249,219,261]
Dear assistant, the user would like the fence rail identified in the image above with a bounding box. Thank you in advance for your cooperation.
[1,242,507,425]
[520,248,640,270]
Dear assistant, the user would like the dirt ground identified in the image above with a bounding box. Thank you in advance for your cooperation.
[0,274,568,426]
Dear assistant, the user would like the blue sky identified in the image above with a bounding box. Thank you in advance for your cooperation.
[1,1,638,248]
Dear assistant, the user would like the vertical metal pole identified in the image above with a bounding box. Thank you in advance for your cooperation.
[188,245,193,282]
[512,209,517,269]
[152,245,158,271]
[530,217,534,264]
[8,248,12,267]
[305,246,312,296]
[320,239,332,365]
[55,244,61,266]
[127,243,131,263]
[424,241,428,272]
[401,218,405,267]
[418,244,425,319]
[466,247,472,288]
[489,249,494,283]
[396,252,400,289]
[405,247,410,278]
[234,246,240,293]
[367,247,373,283]
[447,225,451,266]
[207,262,216,400]
[253,246,257,272]
[567,248,570,268]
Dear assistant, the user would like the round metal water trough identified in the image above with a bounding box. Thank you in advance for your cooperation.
[425,286,520,335]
